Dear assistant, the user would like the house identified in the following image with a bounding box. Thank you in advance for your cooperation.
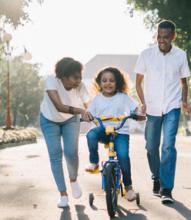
[82,54,138,89]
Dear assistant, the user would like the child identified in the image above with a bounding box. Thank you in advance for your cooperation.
[86,67,138,201]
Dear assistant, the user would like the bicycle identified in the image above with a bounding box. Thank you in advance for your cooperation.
[87,113,146,217]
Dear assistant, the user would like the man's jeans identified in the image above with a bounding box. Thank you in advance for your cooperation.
[145,108,180,190]
[86,126,132,187]
[40,113,80,192]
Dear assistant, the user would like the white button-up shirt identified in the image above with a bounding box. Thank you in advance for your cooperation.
[135,45,190,116]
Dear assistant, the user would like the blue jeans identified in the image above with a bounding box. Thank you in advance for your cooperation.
[145,108,180,190]
[86,126,132,187]
[40,113,80,192]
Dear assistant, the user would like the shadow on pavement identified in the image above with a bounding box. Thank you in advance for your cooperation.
[60,205,91,220]
[60,207,72,220]
[164,200,191,220]
[75,205,91,220]
[113,205,147,220]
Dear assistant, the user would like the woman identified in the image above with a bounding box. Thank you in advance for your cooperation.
[40,57,92,208]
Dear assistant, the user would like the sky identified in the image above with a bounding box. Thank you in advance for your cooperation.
[10,0,154,76]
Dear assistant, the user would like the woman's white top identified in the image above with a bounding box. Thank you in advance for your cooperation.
[88,92,137,134]
[40,75,90,122]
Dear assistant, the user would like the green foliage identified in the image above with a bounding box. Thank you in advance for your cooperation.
[0,0,43,27]
[126,0,191,65]
[0,57,43,127]
[127,0,191,112]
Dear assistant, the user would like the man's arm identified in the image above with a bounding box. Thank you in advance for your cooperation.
[136,74,146,114]
[181,78,190,113]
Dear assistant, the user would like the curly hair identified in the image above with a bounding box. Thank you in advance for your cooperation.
[93,67,129,94]
[55,57,83,79]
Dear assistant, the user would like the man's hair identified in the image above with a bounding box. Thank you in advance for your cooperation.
[55,57,83,79]
[158,20,176,33]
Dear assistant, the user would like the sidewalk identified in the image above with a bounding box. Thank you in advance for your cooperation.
[0,135,190,220]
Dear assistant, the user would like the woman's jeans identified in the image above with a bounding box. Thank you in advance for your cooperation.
[145,108,180,190]
[40,113,80,192]
[86,126,132,187]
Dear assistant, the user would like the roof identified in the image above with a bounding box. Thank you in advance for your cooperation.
[83,54,138,82]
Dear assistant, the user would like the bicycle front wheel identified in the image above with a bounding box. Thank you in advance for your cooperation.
[105,162,118,217]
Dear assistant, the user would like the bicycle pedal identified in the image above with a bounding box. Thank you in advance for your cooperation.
[86,169,100,174]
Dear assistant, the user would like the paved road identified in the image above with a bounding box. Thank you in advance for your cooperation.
[0,135,191,220]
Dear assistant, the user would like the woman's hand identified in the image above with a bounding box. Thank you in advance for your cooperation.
[81,111,94,122]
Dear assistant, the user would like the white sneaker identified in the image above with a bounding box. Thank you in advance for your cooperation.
[126,186,137,201]
[57,196,69,208]
[85,163,99,172]
[70,181,82,199]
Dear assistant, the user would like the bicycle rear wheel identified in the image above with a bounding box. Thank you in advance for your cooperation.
[105,162,118,217]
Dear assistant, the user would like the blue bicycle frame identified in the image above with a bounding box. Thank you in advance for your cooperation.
[95,113,138,193]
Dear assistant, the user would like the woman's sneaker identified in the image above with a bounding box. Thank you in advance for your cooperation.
[125,186,137,201]
[85,163,99,172]
[57,196,69,208]
[70,181,82,199]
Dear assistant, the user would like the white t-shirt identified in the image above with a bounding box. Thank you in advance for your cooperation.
[40,75,90,122]
[135,45,190,116]
[88,92,137,134]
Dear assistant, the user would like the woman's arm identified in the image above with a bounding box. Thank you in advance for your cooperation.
[47,90,85,115]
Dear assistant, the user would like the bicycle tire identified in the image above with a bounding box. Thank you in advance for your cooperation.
[105,162,118,217]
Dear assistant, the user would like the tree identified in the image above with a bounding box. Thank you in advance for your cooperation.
[126,0,191,66]
[0,57,44,127]
[0,0,43,27]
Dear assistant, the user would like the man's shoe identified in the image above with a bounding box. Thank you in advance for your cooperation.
[161,189,174,204]
[153,180,160,196]
[57,196,69,208]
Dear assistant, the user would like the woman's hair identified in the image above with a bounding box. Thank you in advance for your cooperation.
[55,57,83,79]
[92,66,129,94]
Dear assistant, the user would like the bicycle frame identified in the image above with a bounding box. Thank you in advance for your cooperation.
[95,114,137,192]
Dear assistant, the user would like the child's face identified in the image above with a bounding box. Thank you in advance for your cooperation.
[100,71,116,96]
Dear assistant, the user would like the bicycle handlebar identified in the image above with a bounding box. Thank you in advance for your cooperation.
[91,113,146,131]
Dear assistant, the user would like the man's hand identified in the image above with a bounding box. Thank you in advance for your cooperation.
[182,102,191,113]
[141,103,146,115]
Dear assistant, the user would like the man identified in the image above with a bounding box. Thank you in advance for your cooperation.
[135,20,190,204]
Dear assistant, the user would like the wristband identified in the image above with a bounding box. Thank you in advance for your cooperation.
[68,106,75,114]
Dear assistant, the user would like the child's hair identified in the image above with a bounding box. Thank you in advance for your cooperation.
[92,66,129,94]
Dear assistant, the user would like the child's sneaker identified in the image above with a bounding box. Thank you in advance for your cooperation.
[70,181,82,199]
[126,186,137,201]
[85,163,99,172]
[57,196,69,208]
